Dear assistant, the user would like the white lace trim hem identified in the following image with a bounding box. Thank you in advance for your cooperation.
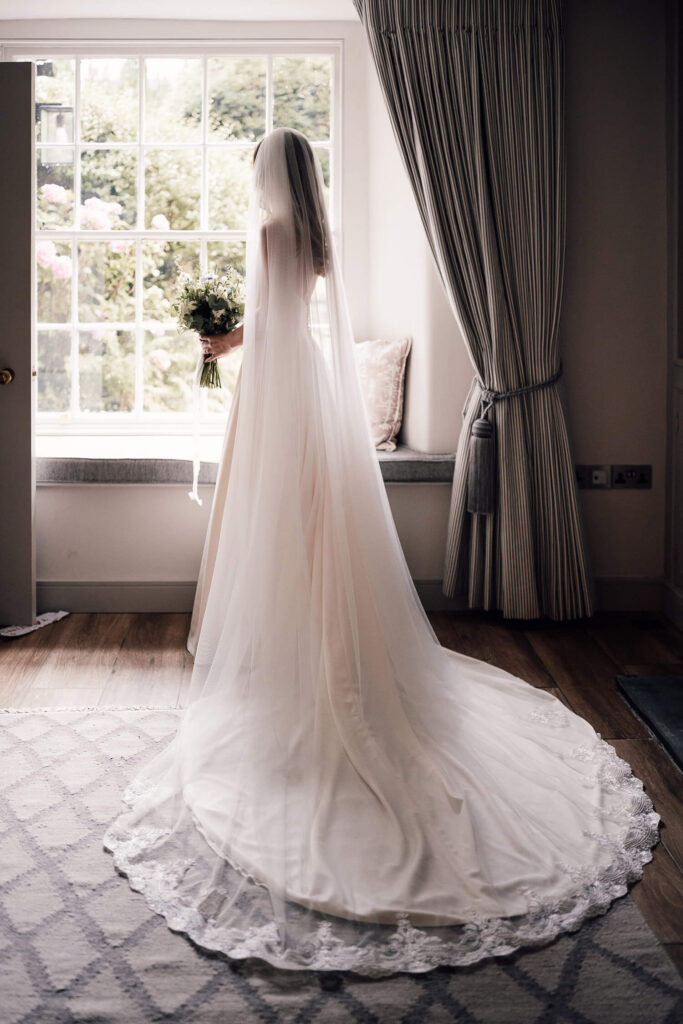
[103,728,661,975]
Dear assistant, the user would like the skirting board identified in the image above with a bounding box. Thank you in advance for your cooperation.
[37,580,197,614]
[36,576,672,617]
[593,576,667,613]
[34,580,468,615]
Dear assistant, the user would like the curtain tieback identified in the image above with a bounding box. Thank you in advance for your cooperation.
[467,362,563,516]
[476,361,563,416]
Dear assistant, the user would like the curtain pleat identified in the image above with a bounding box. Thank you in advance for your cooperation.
[354,0,594,619]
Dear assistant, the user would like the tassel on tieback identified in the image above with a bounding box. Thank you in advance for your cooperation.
[466,414,496,516]
[464,362,564,517]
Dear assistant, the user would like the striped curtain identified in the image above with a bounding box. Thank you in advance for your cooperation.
[354,0,594,620]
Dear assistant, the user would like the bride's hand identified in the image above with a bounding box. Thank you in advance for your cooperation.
[200,324,244,362]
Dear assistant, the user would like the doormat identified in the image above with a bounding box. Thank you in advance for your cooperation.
[616,675,683,771]
[0,609,69,639]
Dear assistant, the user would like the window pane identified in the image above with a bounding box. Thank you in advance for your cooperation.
[37,241,72,323]
[80,150,137,229]
[145,149,201,230]
[143,326,195,413]
[142,240,200,319]
[313,146,331,211]
[37,153,74,229]
[143,328,237,414]
[272,56,331,140]
[206,352,240,413]
[206,240,246,278]
[206,389,231,414]
[35,59,74,146]
[208,149,252,230]
[78,241,136,322]
[311,321,331,353]
[37,329,71,413]
[79,328,135,412]
[207,57,266,141]
[310,275,329,326]
[144,59,202,143]
[81,58,138,143]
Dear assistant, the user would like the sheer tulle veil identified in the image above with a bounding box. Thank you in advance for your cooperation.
[103,127,660,974]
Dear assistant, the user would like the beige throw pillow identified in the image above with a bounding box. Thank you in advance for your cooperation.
[354,337,412,451]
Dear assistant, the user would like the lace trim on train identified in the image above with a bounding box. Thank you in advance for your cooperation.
[103,730,660,975]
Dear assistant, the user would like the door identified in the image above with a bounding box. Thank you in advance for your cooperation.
[0,62,35,626]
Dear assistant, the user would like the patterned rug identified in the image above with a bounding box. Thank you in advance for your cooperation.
[1,707,681,1024]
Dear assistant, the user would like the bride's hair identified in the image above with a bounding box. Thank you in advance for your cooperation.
[253,129,329,278]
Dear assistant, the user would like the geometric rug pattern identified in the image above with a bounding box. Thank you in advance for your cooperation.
[1,708,681,1024]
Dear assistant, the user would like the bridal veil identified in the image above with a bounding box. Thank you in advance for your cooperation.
[104,127,659,974]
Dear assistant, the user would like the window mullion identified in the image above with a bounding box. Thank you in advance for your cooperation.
[201,54,209,246]
[71,56,82,421]
[266,54,273,134]
[199,56,209,427]
[36,230,249,240]
[135,56,145,418]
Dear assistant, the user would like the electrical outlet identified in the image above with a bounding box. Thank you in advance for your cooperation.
[575,465,611,489]
[611,465,652,489]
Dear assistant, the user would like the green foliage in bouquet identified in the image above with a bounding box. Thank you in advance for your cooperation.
[173,267,246,388]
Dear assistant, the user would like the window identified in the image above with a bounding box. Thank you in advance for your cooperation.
[9,45,339,438]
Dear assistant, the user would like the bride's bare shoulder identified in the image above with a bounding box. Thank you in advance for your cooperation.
[260,218,289,241]
[260,219,293,265]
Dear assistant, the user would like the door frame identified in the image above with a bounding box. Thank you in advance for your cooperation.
[665,0,683,629]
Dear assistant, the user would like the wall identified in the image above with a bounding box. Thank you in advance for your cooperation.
[562,0,668,587]
[0,17,455,607]
[365,58,471,454]
[363,0,669,595]
[362,0,669,604]
[665,0,683,630]
[3,3,671,609]
[35,481,452,609]
[1,17,372,333]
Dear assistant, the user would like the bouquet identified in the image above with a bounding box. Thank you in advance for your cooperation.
[174,267,246,388]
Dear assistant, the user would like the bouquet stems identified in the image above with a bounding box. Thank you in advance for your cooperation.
[200,355,222,388]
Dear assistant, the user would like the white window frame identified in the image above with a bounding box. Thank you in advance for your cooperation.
[2,38,343,437]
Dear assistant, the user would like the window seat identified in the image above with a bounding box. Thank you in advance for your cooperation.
[35,446,455,485]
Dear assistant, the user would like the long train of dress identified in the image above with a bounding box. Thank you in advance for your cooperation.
[104,334,660,974]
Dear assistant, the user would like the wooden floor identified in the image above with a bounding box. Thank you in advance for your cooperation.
[1,608,682,975]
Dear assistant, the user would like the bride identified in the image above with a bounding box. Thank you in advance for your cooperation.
[104,127,660,974]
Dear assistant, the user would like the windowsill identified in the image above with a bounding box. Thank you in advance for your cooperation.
[35,439,455,485]
[36,433,227,463]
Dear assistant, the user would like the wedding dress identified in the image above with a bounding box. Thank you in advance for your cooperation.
[104,127,660,975]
